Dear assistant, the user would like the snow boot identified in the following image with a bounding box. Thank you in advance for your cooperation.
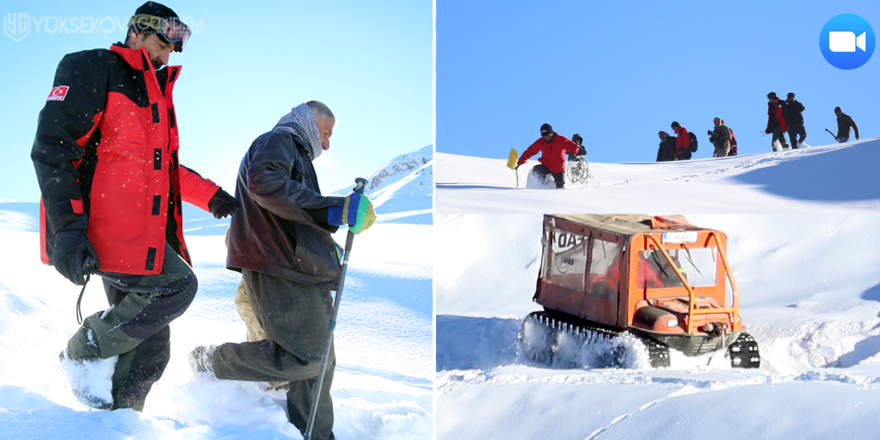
[188,345,216,375]
[59,349,116,410]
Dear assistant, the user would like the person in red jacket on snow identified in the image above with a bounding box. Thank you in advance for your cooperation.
[670,121,692,160]
[516,123,581,188]
[765,92,790,151]
[31,2,239,411]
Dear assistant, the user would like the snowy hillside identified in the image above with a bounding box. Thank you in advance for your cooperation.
[437,138,880,213]
[333,145,433,225]
[0,148,433,438]
[436,211,880,439]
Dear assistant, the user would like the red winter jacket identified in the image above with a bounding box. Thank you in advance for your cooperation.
[766,99,788,133]
[517,133,581,174]
[673,126,691,155]
[729,128,738,154]
[32,44,220,275]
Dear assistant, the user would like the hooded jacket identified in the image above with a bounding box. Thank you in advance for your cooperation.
[226,125,346,289]
[32,44,219,275]
[517,133,581,174]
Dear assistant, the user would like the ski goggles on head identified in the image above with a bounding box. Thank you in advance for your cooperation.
[128,14,191,52]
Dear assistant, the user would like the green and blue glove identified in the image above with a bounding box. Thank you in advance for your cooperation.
[328,192,376,234]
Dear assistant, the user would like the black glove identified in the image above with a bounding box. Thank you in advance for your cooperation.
[208,188,241,219]
[707,130,713,136]
[53,229,99,285]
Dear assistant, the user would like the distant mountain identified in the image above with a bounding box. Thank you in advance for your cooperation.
[333,145,433,225]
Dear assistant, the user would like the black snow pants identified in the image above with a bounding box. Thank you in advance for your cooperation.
[66,242,198,410]
[770,125,790,150]
[533,164,566,188]
[787,124,807,149]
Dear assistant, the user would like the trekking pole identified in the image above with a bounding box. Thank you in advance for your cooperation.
[825,128,838,141]
[304,177,368,440]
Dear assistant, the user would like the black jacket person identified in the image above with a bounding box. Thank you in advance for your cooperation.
[783,93,806,148]
[835,107,860,143]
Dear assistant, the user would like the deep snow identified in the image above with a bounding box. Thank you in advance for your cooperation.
[435,140,880,439]
[0,148,433,439]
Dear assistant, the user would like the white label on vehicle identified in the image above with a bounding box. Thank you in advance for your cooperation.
[662,231,698,244]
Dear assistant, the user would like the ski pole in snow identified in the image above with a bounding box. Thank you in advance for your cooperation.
[304,176,368,440]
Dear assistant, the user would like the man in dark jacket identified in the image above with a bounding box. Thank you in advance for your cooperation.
[190,100,374,440]
[766,92,790,151]
[708,117,732,158]
[834,107,860,143]
[783,92,807,148]
[567,133,587,161]
[656,131,676,162]
[31,1,238,411]
[516,123,580,188]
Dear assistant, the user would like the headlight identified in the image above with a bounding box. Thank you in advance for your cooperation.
[666,317,679,328]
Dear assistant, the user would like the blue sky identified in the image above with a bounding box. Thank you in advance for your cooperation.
[437,0,878,164]
[1,0,432,202]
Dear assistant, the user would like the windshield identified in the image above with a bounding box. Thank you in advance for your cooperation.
[639,247,718,289]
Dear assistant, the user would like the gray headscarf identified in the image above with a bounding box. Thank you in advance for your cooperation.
[274,103,323,161]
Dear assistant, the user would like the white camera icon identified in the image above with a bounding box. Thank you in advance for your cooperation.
[829,31,867,52]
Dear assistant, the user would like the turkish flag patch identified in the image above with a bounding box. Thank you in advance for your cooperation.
[47,86,70,101]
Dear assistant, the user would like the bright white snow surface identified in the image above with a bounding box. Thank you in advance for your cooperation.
[436,213,880,440]
[0,168,432,438]
[437,138,880,213]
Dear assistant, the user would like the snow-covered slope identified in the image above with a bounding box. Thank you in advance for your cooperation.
[334,145,433,225]
[0,147,434,438]
[436,213,880,440]
[437,139,880,213]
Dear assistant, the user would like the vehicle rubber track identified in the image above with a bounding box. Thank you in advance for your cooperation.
[519,311,670,368]
[728,332,760,369]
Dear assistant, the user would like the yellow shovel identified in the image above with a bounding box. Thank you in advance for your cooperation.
[506,148,519,187]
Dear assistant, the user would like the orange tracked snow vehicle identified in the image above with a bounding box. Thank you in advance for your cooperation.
[519,214,760,368]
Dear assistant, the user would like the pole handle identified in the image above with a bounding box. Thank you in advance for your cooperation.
[352,177,368,195]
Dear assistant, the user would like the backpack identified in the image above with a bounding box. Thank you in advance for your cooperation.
[688,132,698,153]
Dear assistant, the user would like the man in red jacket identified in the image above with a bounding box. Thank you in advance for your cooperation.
[517,123,580,188]
[670,121,692,160]
[765,92,790,151]
[31,2,238,411]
